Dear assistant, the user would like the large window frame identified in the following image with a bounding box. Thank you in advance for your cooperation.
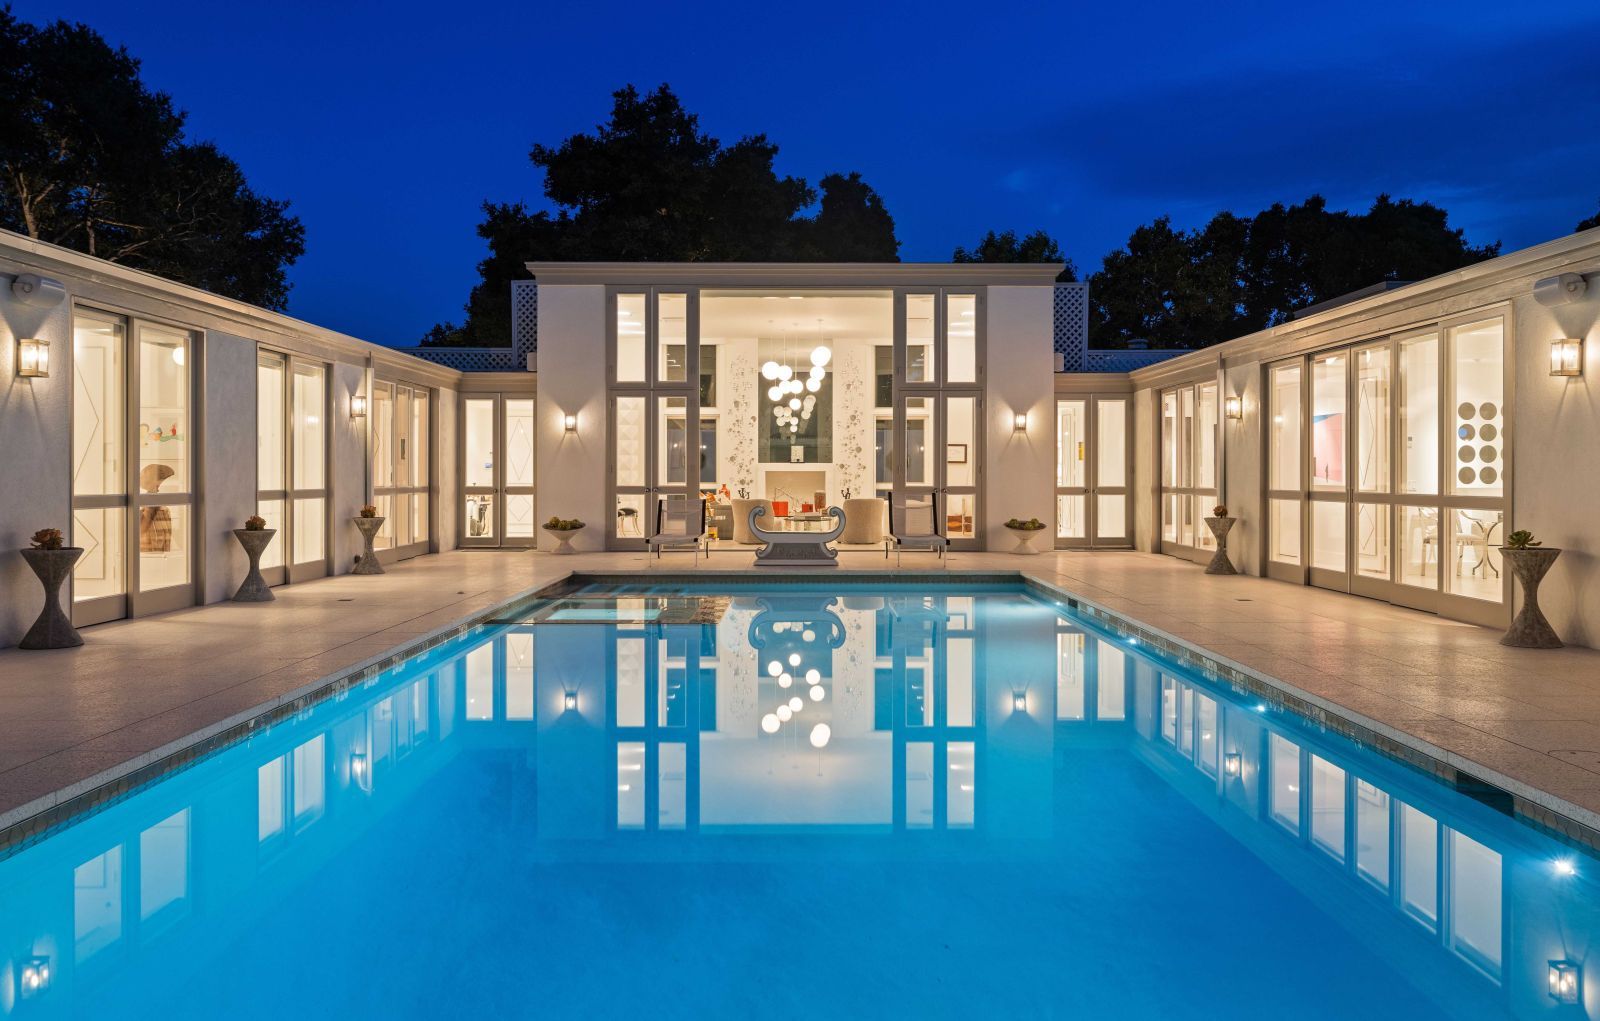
[1054,390,1132,549]
[256,349,331,586]
[370,378,433,562]
[459,391,537,548]
[1158,379,1220,563]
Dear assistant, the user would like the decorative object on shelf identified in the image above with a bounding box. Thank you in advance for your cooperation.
[351,509,387,575]
[232,516,277,602]
[1004,517,1046,555]
[749,504,843,566]
[1204,505,1238,575]
[1501,530,1562,648]
[542,516,586,555]
[137,464,176,552]
[19,528,84,649]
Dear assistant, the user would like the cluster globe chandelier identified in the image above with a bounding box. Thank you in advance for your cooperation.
[762,320,831,435]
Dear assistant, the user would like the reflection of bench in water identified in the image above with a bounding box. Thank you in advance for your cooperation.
[748,505,844,566]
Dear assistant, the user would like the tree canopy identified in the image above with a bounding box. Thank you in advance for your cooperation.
[1578,204,1600,233]
[0,6,305,309]
[425,85,900,346]
[953,229,1077,281]
[1088,195,1500,348]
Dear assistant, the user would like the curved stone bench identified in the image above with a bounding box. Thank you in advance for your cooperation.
[749,505,845,566]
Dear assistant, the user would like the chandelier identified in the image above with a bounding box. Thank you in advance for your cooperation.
[761,320,831,435]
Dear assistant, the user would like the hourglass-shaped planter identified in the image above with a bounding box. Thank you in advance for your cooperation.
[352,516,387,575]
[19,547,85,649]
[1501,547,1562,648]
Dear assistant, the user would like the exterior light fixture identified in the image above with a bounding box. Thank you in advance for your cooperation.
[1223,751,1242,777]
[350,393,368,418]
[1551,338,1583,377]
[350,751,371,792]
[19,955,50,998]
[563,412,578,432]
[1012,691,1028,713]
[16,338,49,378]
[1224,395,1243,420]
[563,691,579,713]
[1013,412,1028,432]
[1548,960,1580,1004]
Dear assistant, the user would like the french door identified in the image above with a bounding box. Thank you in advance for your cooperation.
[1158,382,1219,561]
[460,394,537,547]
[371,380,432,562]
[607,290,698,549]
[72,310,197,626]
[256,351,329,585]
[1055,396,1130,548]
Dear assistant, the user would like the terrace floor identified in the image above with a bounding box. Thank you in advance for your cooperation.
[3,548,1600,844]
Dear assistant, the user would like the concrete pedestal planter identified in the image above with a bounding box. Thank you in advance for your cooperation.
[351,517,386,575]
[1005,525,1046,555]
[1501,547,1562,648]
[232,528,277,601]
[1203,516,1238,575]
[19,547,85,649]
[543,526,584,555]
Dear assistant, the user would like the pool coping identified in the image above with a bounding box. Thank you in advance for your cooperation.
[2,566,1598,859]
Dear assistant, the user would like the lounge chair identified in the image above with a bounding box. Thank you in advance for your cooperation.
[646,495,708,563]
[886,493,949,568]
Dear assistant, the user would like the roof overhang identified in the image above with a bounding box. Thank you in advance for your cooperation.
[523,261,1066,287]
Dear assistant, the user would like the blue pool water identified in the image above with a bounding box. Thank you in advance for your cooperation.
[1,584,1596,1019]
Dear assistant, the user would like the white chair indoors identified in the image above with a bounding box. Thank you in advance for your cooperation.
[886,493,949,568]
[647,494,708,563]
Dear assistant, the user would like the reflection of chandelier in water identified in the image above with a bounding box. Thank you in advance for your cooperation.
[762,321,832,436]
[751,596,842,747]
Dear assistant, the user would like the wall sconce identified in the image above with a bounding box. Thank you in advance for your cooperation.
[1012,412,1028,433]
[563,412,578,432]
[19,955,50,998]
[1012,690,1028,713]
[1548,959,1581,1004]
[1223,751,1242,778]
[16,338,49,378]
[1551,338,1584,377]
[563,690,579,713]
[1224,395,1243,420]
[349,751,371,792]
[350,393,368,418]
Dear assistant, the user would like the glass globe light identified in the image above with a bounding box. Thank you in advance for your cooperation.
[805,378,821,393]
[777,705,793,722]
[811,346,831,367]
[809,685,825,702]
[767,385,782,402]
[767,661,782,677]
[805,668,820,684]
[779,672,792,688]
[788,653,801,666]
[810,723,831,748]
[777,364,793,381]
[789,696,803,712]
[761,361,780,381]
[761,713,780,733]
[809,364,825,380]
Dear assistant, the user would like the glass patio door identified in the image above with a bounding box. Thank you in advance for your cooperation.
[1056,396,1130,549]
[460,394,534,548]
[1308,351,1350,591]
[257,356,329,584]
[893,291,982,550]
[71,312,129,626]
[894,394,940,538]
[371,380,432,561]
[1265,361,1305,583]
[608,291,698,549]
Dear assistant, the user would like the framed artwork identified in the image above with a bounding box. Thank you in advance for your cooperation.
[947,443,968,464]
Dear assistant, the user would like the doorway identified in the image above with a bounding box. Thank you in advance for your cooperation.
[1055,395,1131,548]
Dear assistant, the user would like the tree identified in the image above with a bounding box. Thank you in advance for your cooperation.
[425,84,899,346]
[952,228,1077,281]
[0,7,304,309]
[1578,204,1600,232]
[1089,195,1499,348]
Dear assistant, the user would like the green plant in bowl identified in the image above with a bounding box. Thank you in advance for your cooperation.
[1504,529,1541,550]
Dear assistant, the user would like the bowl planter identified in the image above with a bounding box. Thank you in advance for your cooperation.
[19,546,85,649]
[351,516,386,575]
[232,528,277,601]
[1005,524,1046,555]
[1500,546,1562,648]
[1203,516,1238,575]
[543,524,585,555]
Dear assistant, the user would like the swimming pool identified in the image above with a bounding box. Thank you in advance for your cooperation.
[1,582,1594,1018]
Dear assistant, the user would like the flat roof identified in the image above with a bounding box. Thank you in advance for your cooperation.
[524,261,1067,287]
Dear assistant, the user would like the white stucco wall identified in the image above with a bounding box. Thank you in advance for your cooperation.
[984,286,1055,547]
[330,361,367,573]
[535,284,607,552]
[1222,359,1263,576]
[202,332,259,602]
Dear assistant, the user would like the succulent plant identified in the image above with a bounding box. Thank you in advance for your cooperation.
[359,504,378,518]
[545,517,585,531]
[1213,504,1229,518]
[29,528,64,550]
[1005,517,1046,531]
[1504,529,1541,550]
[244,515,267,530]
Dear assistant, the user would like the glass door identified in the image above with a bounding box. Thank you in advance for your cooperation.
[503,398,536,544]
[1055,399,1088,546]
[71,311,128,627]
[256,351,289,587]
[1351,342,1394,600]
[372,380,432,560]
[1093,397,1131,546]
[1308,351,1350,590]
[942,394,980,546]
[462,396,498,546]
[895,393,939,535]
[607,290,698,549]
[1055,396,1130,548]
[288,361,328,582]
[1157,382,1218,561]
[1265,361,1305,583]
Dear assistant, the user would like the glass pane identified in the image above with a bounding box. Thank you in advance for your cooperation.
[257,499,284,570]
[256,353,285,492]
[1161,494,1178,544]
[411,494,429,545]
[948,741,975,829]
[906,294,935,383]
[906,742,934,828]
[903,397,937,486]
[616,294,646,382]
[1400,804,1438,928]
[73,315,125,498]
[945,492,976,539]
[290,363,325,491]
[1399,333,1439,495]
[506,494,535,538]
[373,495,394,550]
[372,384,394,488]
[1311,501,1345,572]
[1448,509,1503,602]
[946,294,976,382]
[505,633,534,720]
[1193,495,1215,550]
[1178,490,1195,548]
[409,388,429,487]
[1098,643,1126,721]
[1097,400,1126,487]
[137,503,187,590]
[1057,495,1086,540]
[464,494,495,539]
[1310,354,1346,490]
[1269,363,1302,490]
[139,326,190,495]
[1270,734,1300,831]
[73,507,124,602]
[75,846,123,963]
[1195,383,1217,490]
[505,399,535,486]
[657,293,687,383]
[1194,694,1217,772]
[1057,631,1085,720]
[1449,319,1504,497]
[1179,386,1196,489]
[614,493,645,539]
[1270,499,1301,565]
[615,397,645,489]
[948,637,974,726]
[1160,391,1178,487]
[464,399,495,489]
[1399,505,1440,590]
[1097,495,1126,540]
[1355,503,1389,580]
[659,743,687,831]
[657,396,689,487]
[1449,831,1502,974]
[1310,756,1346,859]
[1356,780,1390,889]
[1056,400,1086,487]
[465,644,493,720]
[1355,345,1391,493]
[258,760,285,842]
[293,497,325,564]
[946,396,976,488]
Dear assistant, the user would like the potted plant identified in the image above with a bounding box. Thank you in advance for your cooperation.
[1004,517,1047,555]
[19,528,85,649]
[351,504,386,575]
[1500,530,1562,648]
[1203,504,1238,575]
[232,515,277,601]
[543,516,586,555]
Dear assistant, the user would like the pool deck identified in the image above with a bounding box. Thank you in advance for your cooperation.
[3,548,1600,845]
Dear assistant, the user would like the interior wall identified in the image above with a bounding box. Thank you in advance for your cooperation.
[985,286,1054,548]
[535,284,607,552]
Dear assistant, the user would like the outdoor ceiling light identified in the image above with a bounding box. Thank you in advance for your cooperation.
[1224,395,1243,420]
[19,955,50,998]
[1551,338,1583,377]
[350,393,368,419]
[1223,751,1242,777]
[1548,960,1580,1004]
[1013,412,1028,432]
[563,412,578,432]
[16,337,49,378]
[563,691,579,713]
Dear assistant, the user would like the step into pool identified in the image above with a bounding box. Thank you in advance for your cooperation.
[0,583,1595,1019]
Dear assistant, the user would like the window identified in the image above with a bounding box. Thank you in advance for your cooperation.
[1400,803,1438,929]
[1310,756,1346,860]
[372,381,432,556]
[1270,734,1301,832]
[1448,831,1502,976]
[1057,631,1085,721]
[1355,780,1390,889]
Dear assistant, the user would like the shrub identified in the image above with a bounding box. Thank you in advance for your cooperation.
[1005,517,1046,531]
[545,516,585,531]
[359,504,378,518]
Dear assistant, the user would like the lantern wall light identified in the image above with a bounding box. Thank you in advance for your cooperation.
[350,393,368,418]
[1223,751,1242,777]
[1224,395,1243,420]
[17,337,49,378]
[1551,338,1584,377]
[1548,959,1580,1004]
[563,412,578,432]
[1013,412,1028,433]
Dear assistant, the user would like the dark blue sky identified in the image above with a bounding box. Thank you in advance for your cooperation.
[15,0,1600,346]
